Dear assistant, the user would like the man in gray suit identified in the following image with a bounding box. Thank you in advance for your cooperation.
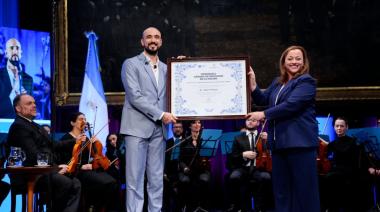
[120,27,177,212]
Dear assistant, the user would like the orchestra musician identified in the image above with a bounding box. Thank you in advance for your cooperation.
[55,112,119,212]
[178,120,211,211]
[324,117,371,211]
[227,117,272,212]
[105,133,125,183]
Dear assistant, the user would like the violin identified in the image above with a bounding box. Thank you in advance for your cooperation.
[255,120,272,172]
[87,122,111,171]
[67,122,110,173]
[67,122,88,174]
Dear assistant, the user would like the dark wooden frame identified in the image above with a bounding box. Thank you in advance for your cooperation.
[167,56,251,120]
[54,0,380,106]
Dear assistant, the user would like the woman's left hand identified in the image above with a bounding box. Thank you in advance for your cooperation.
[248,67,257,92]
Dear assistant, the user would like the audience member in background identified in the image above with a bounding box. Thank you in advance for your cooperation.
[325,117,371,211]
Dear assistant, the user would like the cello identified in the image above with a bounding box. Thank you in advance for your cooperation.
[255,120,272,172]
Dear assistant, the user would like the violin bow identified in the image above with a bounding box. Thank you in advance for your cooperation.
[319,113,331,144]
[258,119,267,136]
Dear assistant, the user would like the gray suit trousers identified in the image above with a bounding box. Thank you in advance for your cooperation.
[125,126,165,212]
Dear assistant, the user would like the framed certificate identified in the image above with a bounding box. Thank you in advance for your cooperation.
[168,57,250,120]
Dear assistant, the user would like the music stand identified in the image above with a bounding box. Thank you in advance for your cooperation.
[219,131,242,155]
[199,129,222,157]
[170,138,181,160]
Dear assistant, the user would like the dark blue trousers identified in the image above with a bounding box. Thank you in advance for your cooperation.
[272,148,320,212]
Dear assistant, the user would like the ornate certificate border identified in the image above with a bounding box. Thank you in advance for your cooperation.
[168,57,251,120]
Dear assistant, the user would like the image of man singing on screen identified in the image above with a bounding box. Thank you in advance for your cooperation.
[0,38,33,118]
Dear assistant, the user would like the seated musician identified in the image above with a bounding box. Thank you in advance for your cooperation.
[178,119,211,211]
[163,121,184,211]
[6,94,81,211]
[55,112,119,211]
[324,117,371,211]
[228,117,272,212]
[105,133,125,183]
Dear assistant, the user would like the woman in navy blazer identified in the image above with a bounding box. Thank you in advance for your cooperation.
[247,46,320,212]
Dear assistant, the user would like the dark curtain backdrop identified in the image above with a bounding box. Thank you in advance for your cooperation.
[66,0,380,94]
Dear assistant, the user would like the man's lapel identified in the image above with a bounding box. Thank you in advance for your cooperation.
[138,53,158,91]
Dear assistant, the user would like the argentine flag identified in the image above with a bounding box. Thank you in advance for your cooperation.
[79,32,109,148]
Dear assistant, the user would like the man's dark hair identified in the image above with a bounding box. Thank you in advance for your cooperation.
[12,93,28,112]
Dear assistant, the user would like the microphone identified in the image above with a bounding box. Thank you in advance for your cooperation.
[153,64,157,69]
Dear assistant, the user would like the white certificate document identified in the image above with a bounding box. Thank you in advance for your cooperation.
[169,58,249,119]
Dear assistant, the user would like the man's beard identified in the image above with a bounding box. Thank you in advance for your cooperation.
[9,54,20,67]
[144,47,158,56]
[247,127,256,131]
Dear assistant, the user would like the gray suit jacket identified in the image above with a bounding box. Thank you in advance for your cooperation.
[120,53,167,139]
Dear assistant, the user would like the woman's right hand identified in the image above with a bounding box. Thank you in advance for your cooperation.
[248,67,257,92]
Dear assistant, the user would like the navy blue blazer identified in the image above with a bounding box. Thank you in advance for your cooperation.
[251,74,318,150]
